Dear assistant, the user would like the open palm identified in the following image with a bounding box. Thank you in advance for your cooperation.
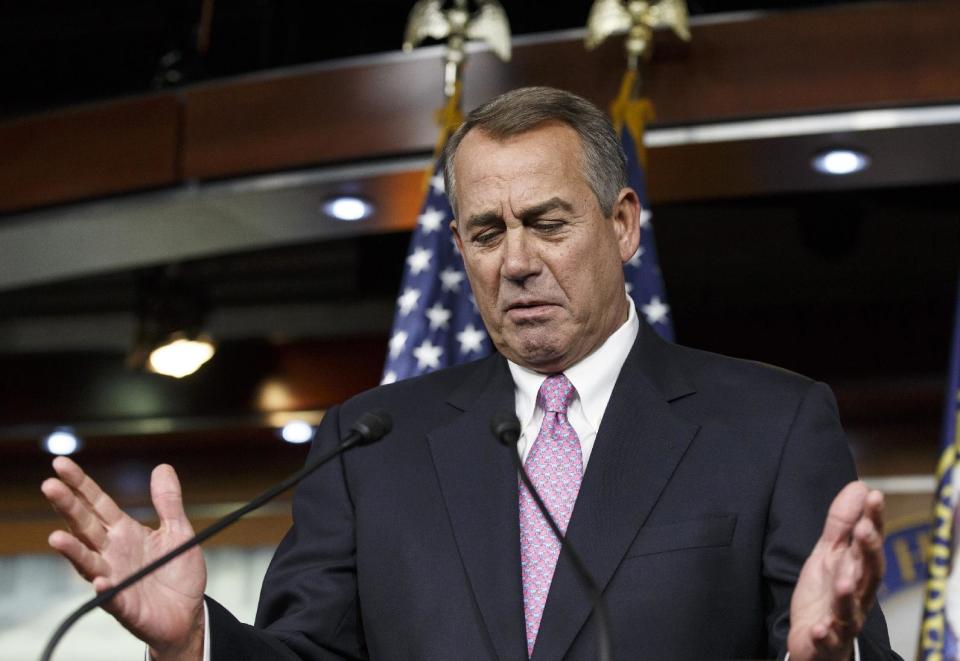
[788,482,884,661]
[42,458,206,657]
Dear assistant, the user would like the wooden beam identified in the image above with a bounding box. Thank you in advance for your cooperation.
[2,2,958,211]
[0,95,180,214]
[181,1,960,179]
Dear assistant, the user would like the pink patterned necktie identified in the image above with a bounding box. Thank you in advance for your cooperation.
[519,373,584,657]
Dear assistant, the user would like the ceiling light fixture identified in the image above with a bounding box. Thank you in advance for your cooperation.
[280,420,315,444]
[147,333,216,378]
[322,195,374,221]
[811,148,871,175]
[42,428,82,456]
[129,269,217,378]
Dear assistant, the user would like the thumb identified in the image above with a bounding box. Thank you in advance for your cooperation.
[150,464,190,530]
[819,480,869,545]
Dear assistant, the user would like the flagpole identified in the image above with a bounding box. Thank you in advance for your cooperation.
[584,0,688,342]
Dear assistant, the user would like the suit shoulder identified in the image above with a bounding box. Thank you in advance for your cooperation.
[339,355,493,417]
[657,341,838,430]
[669,341,817,399]
[660,342,845,457]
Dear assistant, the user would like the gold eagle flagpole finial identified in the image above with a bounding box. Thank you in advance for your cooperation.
[403,0,511,185]
[588,1,689,171]
[403,0,512,101]
[585,0,690,72]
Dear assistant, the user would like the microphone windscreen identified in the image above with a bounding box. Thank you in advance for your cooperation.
[490,410,521,446]
[351,410,393,443]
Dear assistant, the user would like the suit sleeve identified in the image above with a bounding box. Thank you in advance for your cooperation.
[762,381,900,660]
[207,404,367,660]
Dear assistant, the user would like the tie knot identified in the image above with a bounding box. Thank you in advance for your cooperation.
[538,373,575,414]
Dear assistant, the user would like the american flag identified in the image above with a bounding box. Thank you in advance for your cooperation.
[381,163,489,384]
[919,277,960,660]
[620,124,674,342]
[382,130,674,382]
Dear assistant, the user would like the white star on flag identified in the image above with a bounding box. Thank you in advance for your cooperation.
[628,246,645,268]
[389,330,408,359]
[439,268,465,293]
[418,207,445,234]
[413,339,443,370]
[457,324,486,355]
[381,371,397,385]
[430,173,445,195]
[640,209,653,229]
[397,288,421,316]
[426,303,452,330]
[407,247,433,275]
[642,296,670,325]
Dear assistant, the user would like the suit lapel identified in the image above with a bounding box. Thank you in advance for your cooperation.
[531,324,700,661]
[427,355,529,661]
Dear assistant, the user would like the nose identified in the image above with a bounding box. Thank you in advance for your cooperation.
[500,227,540,283]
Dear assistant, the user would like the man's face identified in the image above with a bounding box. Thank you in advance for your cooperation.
[451,122,640,373]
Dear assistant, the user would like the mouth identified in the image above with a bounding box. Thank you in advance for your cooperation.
[504,300,558,321]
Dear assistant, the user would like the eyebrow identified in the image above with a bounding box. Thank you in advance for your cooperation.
[462,197,574,233]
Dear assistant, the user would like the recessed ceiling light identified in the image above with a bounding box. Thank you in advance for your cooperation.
[281,420,315,444]
[42,429,82,456]
[322,196,374,221]
[811,149,871,175]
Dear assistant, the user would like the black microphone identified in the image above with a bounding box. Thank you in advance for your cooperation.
[490,410,612,661]
[40,409,393,661]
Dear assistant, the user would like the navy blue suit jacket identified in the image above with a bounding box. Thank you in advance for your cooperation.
[208,323,898,660]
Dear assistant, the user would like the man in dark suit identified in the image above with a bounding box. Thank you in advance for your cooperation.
[43,87,897,660]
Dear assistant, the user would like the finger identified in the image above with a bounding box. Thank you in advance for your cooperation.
[150,464,192,533]
[853,515,885,608]
[48,529,112,581]
[52,456,126,527]
[864,489,885,536]
[819,481,869,546]
[830,549,863,646]
[42,476,108,549]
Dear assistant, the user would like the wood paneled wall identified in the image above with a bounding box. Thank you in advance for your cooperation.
[2,1,959,214]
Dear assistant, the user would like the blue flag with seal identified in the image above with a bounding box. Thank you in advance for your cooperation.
[920,275,960,660]
[384,84,674,382]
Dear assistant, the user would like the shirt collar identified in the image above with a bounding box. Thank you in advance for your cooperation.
[507,297,640,430]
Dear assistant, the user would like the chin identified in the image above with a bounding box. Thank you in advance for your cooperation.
[511,337,569,372]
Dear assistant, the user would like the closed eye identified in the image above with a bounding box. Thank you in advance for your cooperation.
[472,226,503,246]
[532,220,565,233]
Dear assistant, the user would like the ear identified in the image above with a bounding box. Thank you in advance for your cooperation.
[450,219,465,256]
[611,187,641,263]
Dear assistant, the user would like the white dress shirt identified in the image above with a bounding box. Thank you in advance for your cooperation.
[508,296,639,468]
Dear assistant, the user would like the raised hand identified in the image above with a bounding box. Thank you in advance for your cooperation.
[788,481,885,661]
[41,457,206,661]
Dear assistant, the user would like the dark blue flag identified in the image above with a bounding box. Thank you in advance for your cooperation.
[620,125,674,342]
